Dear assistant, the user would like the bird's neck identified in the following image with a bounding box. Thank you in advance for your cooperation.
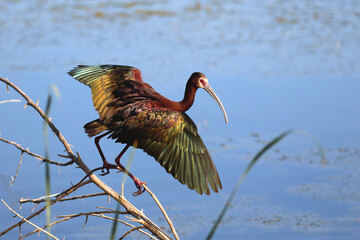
[167,82,197,112]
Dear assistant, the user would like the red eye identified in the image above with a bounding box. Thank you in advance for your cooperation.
[200,78,206,87]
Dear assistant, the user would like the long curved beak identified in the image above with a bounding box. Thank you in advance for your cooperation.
[204,84,228,124]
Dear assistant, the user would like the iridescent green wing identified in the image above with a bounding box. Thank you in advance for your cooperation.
[111,109,222,195]
[68,65,143,122]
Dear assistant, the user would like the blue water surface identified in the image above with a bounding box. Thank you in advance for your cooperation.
[1,1,359,239]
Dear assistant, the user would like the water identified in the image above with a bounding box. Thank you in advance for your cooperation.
[0,0,359,239]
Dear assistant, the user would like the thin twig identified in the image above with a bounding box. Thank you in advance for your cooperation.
[97,206,117,211]
[59,192,108,202]
[20,192,108,204]
[144,185,180,240]
[0,99,21,104]
[91,214,156,239]
[10,151,24,186]
[57,210,128,218]
[0,136,73,166]
[119,226,146,240]
[20,193,62,204]
[1,199,59,240]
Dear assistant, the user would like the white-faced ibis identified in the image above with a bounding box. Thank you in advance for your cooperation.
[68,65,228,196]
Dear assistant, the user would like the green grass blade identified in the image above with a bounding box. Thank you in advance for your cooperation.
[109,141,137,239]
[109,204,121,240]
[43,93,52,238]
[42,84,61,238]
[206,128,326,240]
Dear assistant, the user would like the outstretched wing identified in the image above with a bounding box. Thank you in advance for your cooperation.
[109,109,222,195]
[69,65,222,194]
[68,65,147,123]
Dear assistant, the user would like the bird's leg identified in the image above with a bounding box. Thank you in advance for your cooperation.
[115,144,147,196]
[95,132,117,175]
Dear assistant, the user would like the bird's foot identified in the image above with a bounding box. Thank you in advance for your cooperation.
[132,177,147,196]
[99,162,118,176]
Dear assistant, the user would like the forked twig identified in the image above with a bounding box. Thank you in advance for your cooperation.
[19,209,132,240]
[19,168,101,207]
[56,210,157,240]
[2,176,92,236]
[0,136,73,166]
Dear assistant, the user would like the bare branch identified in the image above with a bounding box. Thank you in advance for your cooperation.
[20,175,93,206]
[119,226,146,240]
[2,176,92,236]
[10,151,23,186]
[20,192,108,204]
[56,211,156,239]
[144,185,180,240]
[91,214,156,239]
[0,136,73,166]
[17,210,128,240]
[0,76,173,240]
[19,193,63,205]
[1,199,59,240]
[97,206,117,211]
[57,210,128,219]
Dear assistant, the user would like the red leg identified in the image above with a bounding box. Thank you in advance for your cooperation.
[95,132,117,175]
[115,144,147,196]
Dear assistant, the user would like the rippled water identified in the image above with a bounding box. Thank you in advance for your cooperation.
[1,1,359,239]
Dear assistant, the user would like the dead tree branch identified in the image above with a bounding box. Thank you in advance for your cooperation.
[0,76,175,239]
[1,199,59,240]
[120,226,147,240]
[144,185,179,240]
[19,209,153,240]
[20,192,108,204]
[1,174,92,236]
[0,136,73,166]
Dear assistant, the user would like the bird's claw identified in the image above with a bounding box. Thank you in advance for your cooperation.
[132,178,147,197]
[99,162,117,176]
[132,185,146,196]
[99,169,110,176]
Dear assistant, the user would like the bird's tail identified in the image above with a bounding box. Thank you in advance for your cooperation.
[84,119,108,137]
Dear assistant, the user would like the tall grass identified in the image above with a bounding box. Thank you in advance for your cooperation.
[43,85,60,237]
[109,140,138,240]
[206,129,326,239]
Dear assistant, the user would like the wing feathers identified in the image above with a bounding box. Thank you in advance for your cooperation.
[186,153,195,190]
[68,65,120,85]
[69,65,143,123]
[119,110,222,195]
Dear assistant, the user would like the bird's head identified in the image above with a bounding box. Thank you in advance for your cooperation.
[191,72,228,124]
